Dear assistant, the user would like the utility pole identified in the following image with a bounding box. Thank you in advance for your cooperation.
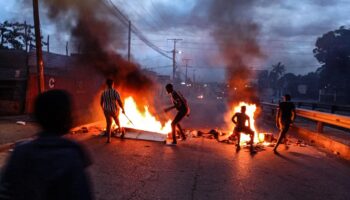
[167,39,182,82]
[33,0,45,93]
[24,21,28,52]
[193,69,196,83]
[47,35,50,53]
[128,20,131,62]
[66,41,69,56]
[182,58,191,83]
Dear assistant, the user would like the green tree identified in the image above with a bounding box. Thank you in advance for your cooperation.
[278,73,298,97]
[268,62,285,96]
[300,72,319,99]
[0,21,46,51]
[313,26,350,94]
[271,62,285,77]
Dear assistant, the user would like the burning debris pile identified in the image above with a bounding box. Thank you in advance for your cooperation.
[185,102,276,146]
[32,0,286,146]
[115,97,171,134]
[30,0,173,128]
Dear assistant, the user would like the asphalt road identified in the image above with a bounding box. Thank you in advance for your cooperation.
[82,134,350,200]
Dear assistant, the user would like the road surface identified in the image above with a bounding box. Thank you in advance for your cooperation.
[80,133,350,200]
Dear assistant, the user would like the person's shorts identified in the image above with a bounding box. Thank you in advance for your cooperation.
[103,110,119,120]
[172,109,188,125]
[234,126,254,135]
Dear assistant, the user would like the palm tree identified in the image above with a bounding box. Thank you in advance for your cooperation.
[271,62,285,78]
[269,62,286,97]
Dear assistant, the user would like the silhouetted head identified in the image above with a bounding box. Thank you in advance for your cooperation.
[106,79,114,88]
[34,90,73,136]
[241,106,246,113]
[165,83,173,94]
[283,94,291,101]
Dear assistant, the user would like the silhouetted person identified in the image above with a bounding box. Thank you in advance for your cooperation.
[273,94,296,154]
[100,79,125,143]
[232,106,255,153]
[0,90,93,200]
[164,84,190,145]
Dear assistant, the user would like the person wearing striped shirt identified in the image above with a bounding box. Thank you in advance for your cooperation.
[100,79,125,143]
[164,83,190,145]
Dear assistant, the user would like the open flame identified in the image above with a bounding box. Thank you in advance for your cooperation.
[117,97,172,134]
[228,102,265,145]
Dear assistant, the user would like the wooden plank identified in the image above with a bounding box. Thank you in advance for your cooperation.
[124,128,167,142]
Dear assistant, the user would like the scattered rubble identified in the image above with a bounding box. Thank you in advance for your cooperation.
[16,121,26,125]
[71,127,89,134]
[295,139,308,147]
[263,133,274,142]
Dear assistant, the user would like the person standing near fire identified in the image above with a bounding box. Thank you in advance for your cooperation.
[164,83,190,145]
[100,79,125,143]
[273,94,296,154]
[231,106,255,153]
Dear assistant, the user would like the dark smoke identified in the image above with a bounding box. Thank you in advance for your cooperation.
[200,0,265,104]
[200,0,265,129]
[151,0,265,103]
[40,0,155,97]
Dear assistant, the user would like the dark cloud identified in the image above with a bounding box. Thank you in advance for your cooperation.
[2,0,349,79]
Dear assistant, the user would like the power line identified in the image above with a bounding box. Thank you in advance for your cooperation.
[168,38,182,80]
[144,65,172,70]
[103,0,172,60]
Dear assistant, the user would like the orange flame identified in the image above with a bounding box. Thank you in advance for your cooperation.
[227,102,265,145]
[118,97,172,134]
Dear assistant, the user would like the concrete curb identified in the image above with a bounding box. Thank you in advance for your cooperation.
[0,142,15,152]
[292,126,350,161]
[71,121,103,132]
[0,121,103,153]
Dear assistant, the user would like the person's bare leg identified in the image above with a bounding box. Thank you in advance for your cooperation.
[236,131,241,151]
[105,113,112,143]
[112,113,123,139]
[170,111,184,144]
[249,132,256,153]
[273,124,289,153]
[171,122,177,144]
[177,123,186,140]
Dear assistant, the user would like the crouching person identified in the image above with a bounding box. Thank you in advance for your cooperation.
[232,106,255,153]
[164,84,190,145]
[0,90,93,200]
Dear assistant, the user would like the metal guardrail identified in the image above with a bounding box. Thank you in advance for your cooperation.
[295,101,350,113]
[261,102,350,132]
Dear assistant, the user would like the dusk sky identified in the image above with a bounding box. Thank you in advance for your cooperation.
[1,0,349,82]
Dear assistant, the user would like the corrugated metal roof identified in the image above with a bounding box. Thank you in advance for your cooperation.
[27,50,72,69]
[0,49,27,69]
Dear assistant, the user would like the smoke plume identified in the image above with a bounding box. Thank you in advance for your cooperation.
[202,0,265,103]
[40,0,155,97]
[152,0,265,103]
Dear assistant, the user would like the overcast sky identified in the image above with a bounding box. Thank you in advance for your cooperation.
[1,0,349,82]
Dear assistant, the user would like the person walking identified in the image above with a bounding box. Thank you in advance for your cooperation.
[100,79,125,143]
[273,94,296,154]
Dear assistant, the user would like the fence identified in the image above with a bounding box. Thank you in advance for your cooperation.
[261,102,350,133]
[295,101,350,114]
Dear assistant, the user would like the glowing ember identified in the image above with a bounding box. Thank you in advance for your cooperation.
[116,97,171,134]
[227,102,265,145]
